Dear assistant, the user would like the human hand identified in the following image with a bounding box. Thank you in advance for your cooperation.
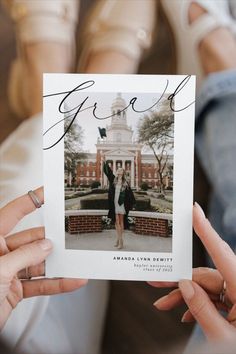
[0,187,87,330]
[150,202,236,342]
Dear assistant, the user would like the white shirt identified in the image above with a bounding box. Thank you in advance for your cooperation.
[0,114,108,354]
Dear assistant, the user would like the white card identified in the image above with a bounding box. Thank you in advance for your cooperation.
[43,73,195,281]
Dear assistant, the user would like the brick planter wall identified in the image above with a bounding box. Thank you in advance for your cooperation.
[134,217,169,237]
[68,215,102,234]
[66,211,171,237]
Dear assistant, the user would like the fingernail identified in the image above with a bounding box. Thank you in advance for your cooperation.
[153,295,168,308]
[194,202,205,219]
[179,280,195,301]
[39,239,53,251]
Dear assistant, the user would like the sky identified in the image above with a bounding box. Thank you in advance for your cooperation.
[65,91,171,153]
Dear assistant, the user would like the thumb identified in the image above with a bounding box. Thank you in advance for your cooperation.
[0,239,53,279]
[179,280,234,341]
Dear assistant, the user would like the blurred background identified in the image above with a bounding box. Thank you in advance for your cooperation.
[0,1,209,353]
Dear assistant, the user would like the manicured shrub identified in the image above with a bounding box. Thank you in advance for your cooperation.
[134,197,151,211]
[81,195,109,209]
[140,182,148,191]
[135,191,147,196]
[91,188,107,194]
[91,181,101,189]
[65,190,92,200]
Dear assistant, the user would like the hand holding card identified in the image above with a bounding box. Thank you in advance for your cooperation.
[152,202,236,342]
[0,187,87,330]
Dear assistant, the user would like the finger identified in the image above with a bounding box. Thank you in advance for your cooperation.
[6,227,44,251]
[214,301,229,313]
[182,302,229,323]
[17,262,45,279]
[0,298,12,330]
[0,239,52,279]
[0,187,43,236]
[0,236,9,256]
[22,278,88,298]
[193,268,232,309]
[148,281,177,288]
[154,288,184,310]
[149,268,223,294]
[6,278,23,309]
[153,283,221,312]
[6,228,45,279]
[181,309,195,323]
[193,203,236,295]
[179,279,234,341]
[227,304,236,324]
[192,267,223,295]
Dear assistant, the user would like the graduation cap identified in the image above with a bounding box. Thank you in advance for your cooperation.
[98,127,107,139]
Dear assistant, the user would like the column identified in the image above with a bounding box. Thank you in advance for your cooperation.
[131,158,135,188]
[122,160,125,169]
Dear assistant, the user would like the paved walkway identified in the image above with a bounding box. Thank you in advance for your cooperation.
[65,229,172,253]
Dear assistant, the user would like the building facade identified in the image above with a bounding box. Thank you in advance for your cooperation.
[75,94,173,189]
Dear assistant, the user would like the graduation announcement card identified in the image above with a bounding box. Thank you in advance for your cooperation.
[43,74,195,281]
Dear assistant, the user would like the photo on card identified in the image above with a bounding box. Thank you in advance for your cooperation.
[64,92,174,253]
[43,73,195,281]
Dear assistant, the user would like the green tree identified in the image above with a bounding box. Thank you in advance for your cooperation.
[138,98,174,193]
[64,110,86,186]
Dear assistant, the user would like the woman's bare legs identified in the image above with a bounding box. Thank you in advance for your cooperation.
[119,214,124,238]
[117,214,124,249]
[115,214,124,249]
[115,214,121,247]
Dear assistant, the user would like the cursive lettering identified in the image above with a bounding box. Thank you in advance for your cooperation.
[43,75,194,150]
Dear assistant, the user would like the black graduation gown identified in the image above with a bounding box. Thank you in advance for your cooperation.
[103,161,135,226]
